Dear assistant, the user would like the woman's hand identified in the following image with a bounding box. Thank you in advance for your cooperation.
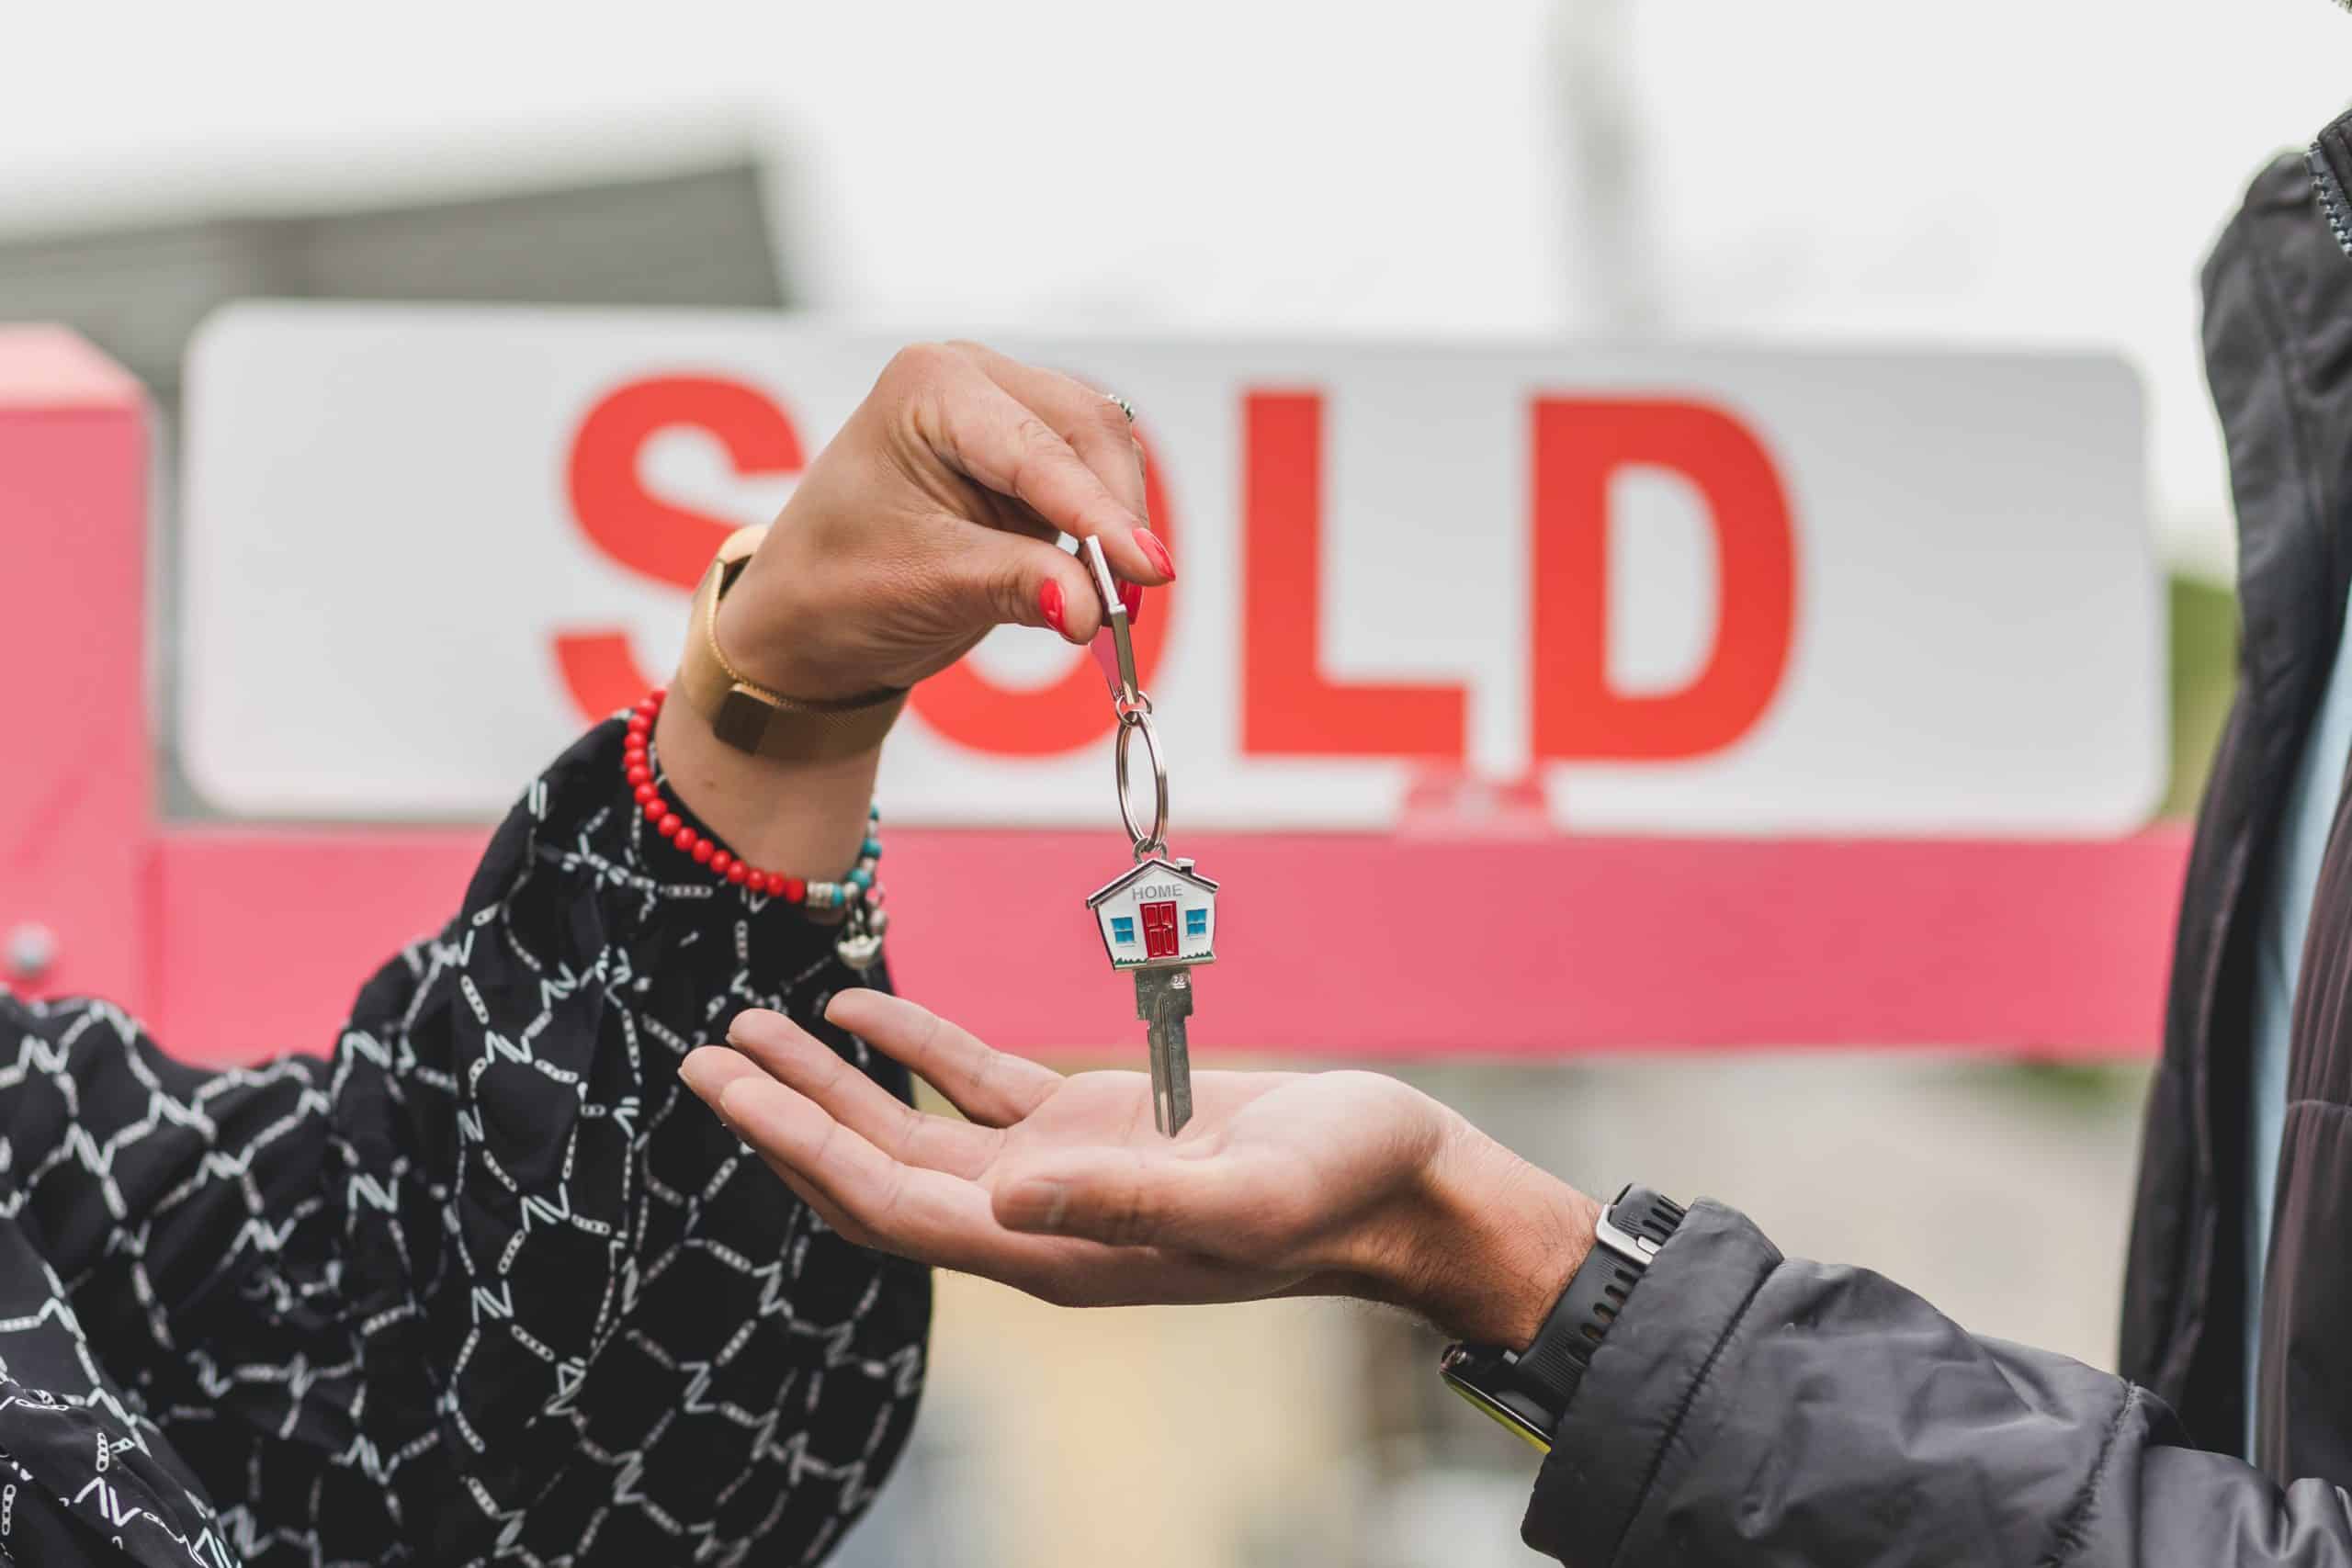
[718,340,1171,702]
[655,341,1170,875]
[679,993,1599,1347]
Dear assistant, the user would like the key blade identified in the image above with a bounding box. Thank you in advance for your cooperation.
[1148,1010,1193,1137]
[1135,967,1197,1138]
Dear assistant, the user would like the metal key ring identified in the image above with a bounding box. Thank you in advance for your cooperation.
[1115,708,1170,859]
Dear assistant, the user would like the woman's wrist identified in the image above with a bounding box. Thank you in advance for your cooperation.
[651,695,884,884]
[711,536,850,702]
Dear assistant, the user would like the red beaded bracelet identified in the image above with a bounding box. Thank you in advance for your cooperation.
[623,687,882,909]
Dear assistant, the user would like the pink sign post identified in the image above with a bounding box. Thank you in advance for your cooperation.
[1,328,151,1007]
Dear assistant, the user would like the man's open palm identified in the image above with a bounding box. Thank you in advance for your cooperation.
[679,991,1464,1311]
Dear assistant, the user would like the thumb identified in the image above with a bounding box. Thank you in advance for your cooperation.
[994,1148,1260,1250]
[962,528,1102,647]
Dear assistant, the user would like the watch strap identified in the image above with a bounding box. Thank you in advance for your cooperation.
[1440,1184,1687,1450]
[673,525,909,763]
[1528,1185,1687,1405]
[1515,1223,1642,1404]
[1606,1185,1689,1255]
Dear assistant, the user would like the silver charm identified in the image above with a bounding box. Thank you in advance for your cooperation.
[836,898,884,973]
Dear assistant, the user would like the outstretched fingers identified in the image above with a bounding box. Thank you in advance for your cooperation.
[681,1044,1316,1307]
[690,1063,1066,1280]
[823,990,1059,1129]
[725,1009,1001,1179]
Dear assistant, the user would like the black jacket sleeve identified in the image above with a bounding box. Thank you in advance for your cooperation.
[1524,1201,2352,1566]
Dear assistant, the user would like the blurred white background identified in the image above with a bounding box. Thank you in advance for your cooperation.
[8,0,2352,573]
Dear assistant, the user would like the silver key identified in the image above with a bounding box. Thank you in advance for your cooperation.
[1086,852,1219,1139]
[1134,966,1195,1137]
[1077,534,1220,1139]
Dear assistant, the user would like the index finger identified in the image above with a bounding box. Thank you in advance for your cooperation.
[707,1069,1289,1307]
[950,342,1148,527]
[902,346,1170,586]
[824,990,1060,1129]
[725,1007,1002,1179]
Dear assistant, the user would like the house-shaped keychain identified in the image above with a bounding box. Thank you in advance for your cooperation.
[1086,856,1220,971]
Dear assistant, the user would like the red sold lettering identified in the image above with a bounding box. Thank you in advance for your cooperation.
[1241,391,1468,759]
[1530,398,1795,761]
[554,376,805,721]
[550,378,1791,765]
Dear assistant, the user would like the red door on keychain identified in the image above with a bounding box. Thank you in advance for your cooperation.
[1140,901,1181,960]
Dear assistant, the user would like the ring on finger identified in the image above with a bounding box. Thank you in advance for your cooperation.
[1105,392,1136,424]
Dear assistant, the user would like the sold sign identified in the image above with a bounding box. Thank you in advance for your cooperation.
[182,308,2155,838]
[548,377,1796,779]
[0,311,2177,1065]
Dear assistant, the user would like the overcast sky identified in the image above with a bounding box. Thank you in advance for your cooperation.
[8,0,2352,572]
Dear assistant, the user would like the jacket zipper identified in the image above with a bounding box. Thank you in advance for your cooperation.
[2305,144,2352,259]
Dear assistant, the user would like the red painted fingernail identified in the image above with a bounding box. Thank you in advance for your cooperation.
[1118,580,1144,628]
[1134,527,1175,581]
[1039,577,1069,638]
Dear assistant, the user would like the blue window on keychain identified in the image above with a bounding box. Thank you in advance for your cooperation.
[1112,916,1136,946]
[1185,908,1208,939]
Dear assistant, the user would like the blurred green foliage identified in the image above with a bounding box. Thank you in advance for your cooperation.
[2165,571,2241,819]
[1992,570,2234,1102]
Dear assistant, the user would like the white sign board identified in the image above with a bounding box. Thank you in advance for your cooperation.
[182,304,2160,834]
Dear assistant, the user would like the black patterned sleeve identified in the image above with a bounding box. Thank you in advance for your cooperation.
[0,717,929,1567]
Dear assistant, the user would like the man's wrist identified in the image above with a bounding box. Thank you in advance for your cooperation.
[1406,1122,1600,1349]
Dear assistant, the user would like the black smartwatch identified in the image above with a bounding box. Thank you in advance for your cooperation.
[1439,1184,1687,1452]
